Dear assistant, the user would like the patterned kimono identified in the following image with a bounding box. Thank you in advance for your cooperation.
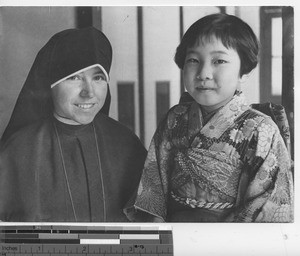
[125,93,293,222]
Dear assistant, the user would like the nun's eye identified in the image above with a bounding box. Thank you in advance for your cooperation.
[67,75,81,81]
[94,74,106,82]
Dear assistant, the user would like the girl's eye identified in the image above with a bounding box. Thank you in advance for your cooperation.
[186,58,199,63]
[214,59,227,64]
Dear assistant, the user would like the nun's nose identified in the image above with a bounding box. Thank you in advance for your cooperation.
[80,80,95,98]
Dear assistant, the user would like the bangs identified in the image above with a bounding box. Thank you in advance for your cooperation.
[188,27,239,51]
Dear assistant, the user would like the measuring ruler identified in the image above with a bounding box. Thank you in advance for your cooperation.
[0,225,173,255]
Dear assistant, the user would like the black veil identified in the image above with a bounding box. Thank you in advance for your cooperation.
[1,27,112,143]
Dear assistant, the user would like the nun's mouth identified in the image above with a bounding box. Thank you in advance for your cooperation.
[75,103,95,109]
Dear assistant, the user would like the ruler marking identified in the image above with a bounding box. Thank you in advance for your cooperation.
[0,225,173,255]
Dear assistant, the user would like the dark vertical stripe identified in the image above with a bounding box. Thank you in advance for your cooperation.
[92,7,102,30]
[156,82,170,125]
[259,7,272,104]
[137,7,145,144]
[282,6,294,159]
[179,6,184,94]
[117,82,135,133]
[75,7,93,28]
[218,6,226,14]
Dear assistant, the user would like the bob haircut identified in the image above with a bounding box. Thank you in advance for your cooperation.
[174,13,260,76]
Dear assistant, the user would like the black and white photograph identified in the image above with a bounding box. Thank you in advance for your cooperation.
[0,2,299,255]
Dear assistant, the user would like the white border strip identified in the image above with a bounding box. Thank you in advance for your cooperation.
[120,234,160,239]
[80,239,120,244]
[50,64,109,88]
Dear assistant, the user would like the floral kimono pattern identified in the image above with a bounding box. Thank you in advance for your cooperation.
[125,93,293,222]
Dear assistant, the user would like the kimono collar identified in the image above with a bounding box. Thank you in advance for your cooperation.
[188,92,250,139]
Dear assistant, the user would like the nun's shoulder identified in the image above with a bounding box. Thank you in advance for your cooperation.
[1,118,53,149]
[94,114,143,142]
[93,114,146,156]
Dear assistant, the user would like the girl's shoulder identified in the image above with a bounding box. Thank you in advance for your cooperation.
[166,102,192,119]
[159,102,193,126]
[154,102,193,136]
[241,107,283,139]
[246,107,279,127]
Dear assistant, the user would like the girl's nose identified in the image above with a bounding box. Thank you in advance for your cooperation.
[196,63,213,80]
[80,80,94,98]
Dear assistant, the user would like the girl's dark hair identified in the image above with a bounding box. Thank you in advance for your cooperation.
[174,13,259,76]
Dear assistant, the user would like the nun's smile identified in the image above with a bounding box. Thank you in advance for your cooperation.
[75,103,96,109]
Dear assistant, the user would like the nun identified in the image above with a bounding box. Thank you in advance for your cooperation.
[0,27,147,222]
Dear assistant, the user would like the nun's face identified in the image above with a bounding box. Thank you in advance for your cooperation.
[51,66,108,125]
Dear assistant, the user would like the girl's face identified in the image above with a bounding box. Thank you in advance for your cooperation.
[183,36,248,112]
[51,66,108,125]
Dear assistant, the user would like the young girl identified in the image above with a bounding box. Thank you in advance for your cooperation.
[125,13,293,222]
